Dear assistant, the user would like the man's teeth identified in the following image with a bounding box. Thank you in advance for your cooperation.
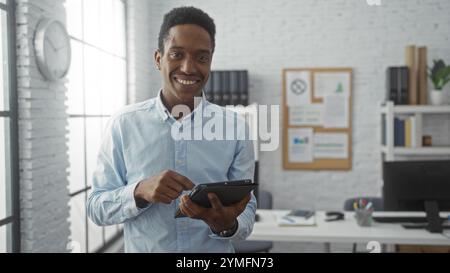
[176,78,197,85]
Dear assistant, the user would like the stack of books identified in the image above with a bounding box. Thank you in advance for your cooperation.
[391,116,423,148]
[204,70,249,106]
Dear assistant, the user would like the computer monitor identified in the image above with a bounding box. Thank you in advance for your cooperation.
[382,160,450,233]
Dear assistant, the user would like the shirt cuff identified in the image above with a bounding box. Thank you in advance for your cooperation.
[121,182,151,219]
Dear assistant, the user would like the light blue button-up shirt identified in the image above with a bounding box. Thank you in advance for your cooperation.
[87,90,256,253]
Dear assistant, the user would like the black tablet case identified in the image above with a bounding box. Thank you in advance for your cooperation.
[175,179,257,218]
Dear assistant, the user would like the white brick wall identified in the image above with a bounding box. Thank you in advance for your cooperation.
[131,0,450,214]
[126,0,165,103]
[16,0,70,252]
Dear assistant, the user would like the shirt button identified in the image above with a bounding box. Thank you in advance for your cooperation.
[176,160,183,165]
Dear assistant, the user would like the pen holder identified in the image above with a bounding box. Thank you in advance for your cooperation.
[354,209,373,227]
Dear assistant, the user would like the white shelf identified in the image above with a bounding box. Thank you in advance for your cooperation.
[380,104,450,114]
[382,146,450,156]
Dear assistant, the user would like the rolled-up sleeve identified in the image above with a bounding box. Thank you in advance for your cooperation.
[86,116,150,226]
[209,135,257,240]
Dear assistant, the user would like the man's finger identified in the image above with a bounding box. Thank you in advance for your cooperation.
[165,179,184,194]
[168,171,195,190]
[235,193,251,211]
[161,185,181,199]
[180,196,198,217]
[182,195,204,215]
[208,193,223,210]
[155,193,172,204]
[155,187,177,200]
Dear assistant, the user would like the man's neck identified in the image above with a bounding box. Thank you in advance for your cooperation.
[160,89,202,118]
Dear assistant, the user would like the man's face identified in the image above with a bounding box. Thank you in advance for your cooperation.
[155,24,213,104]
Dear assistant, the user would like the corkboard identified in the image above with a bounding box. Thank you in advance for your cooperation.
[282,68,353,170]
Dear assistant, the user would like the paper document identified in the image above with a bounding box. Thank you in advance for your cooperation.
[286,71,311,106]
[289,105,323,126]
[314,133,348,159]
[288,128,313,163]
[323,95,349,128]
[314,72,350,98]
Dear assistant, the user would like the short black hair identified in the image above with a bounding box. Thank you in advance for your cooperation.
[158,6,216,54]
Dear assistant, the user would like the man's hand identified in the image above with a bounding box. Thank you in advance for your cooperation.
[134,170,195,207]
[179,192,251,234]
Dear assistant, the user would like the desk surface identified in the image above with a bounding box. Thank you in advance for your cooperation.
[248,210,450,246]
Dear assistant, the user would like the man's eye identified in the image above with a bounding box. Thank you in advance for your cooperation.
[170,52,182,59]
[199,55,210,63]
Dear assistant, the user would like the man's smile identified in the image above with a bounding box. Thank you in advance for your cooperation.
[173,75,202,86]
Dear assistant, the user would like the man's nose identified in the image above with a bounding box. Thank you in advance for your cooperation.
[180,58,197,74]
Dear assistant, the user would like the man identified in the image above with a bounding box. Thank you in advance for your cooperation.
[87,6,256,253]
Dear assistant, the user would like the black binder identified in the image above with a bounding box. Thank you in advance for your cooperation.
[204,72,214,102]
[239,70,248,106]
[222,71,231,106]
[212,71,223,106]
[230,70,240,106]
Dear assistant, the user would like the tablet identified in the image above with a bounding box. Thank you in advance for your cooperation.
[175,179,258,218]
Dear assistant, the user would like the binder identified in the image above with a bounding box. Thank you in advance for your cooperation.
[212,71,223,106]
[239,70,248,106]
[386,67,398,103]
[204,72,214,102]
[399,67,409,105]
[221,71,231,106]
[230,70,240,106]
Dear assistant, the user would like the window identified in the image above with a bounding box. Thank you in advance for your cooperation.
[0,0,19,253]
[65,0,127,253]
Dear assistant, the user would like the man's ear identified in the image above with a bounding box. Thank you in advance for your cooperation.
[154,49,161,70]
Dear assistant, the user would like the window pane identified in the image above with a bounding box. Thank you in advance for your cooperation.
[104,225,118,244]
[83,0,101,48]
[100,55,126,115]
[69,193,87,253]
[0,117,11,220]
[84,45,101,115]
[0,224,7,253]
[112,0,126,58]
[85,117,102,188]
[67,40,84,115]
[87,189,103,252]
[98,0,113,54]
[65,0,83,40]
[68,118,86,194]
[1,10,9,112]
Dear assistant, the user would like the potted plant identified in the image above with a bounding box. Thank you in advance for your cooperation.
[428,59,450,105]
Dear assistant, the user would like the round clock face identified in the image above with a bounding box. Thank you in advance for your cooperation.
[35,19,71,81]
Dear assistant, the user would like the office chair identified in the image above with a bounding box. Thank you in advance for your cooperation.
[343,197,383,253]
[232,190,273,253]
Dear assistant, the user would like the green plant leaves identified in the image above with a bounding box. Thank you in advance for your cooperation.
[429,59,450,90]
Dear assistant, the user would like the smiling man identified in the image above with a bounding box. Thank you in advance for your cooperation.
[86,6,257,253]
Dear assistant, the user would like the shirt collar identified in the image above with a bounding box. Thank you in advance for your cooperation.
[155,89,207,122]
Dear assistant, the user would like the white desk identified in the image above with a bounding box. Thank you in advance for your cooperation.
[248,210,450,251]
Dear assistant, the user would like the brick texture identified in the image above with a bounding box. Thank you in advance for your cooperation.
[16,0,70,252]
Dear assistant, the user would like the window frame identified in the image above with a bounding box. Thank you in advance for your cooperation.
[0,0,20,253]
[66,0,127,253]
